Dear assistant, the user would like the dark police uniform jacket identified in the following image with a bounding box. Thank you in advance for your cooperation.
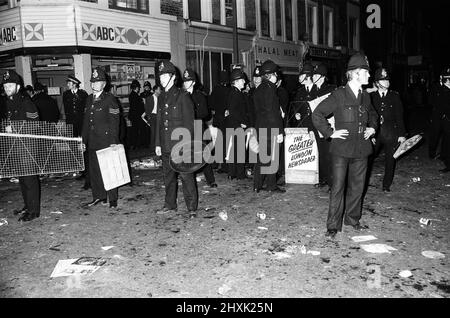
[253,81,284,140]
[81,92,120,150]
[6,93,39,122]
[224,86,248,130]
[430,84,450,121]
[32,92,60,123]
[312,84,378,158]
[155,86,195,154]
[370,90,406,141]
[63,89,88,135]
[128,90,145,122]
[191,89,211,132]
[209,84,230,129]
[289,85,317,128]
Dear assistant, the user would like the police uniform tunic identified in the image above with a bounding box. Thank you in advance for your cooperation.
[313,84,378,231]
[63,89,88,137]
[81,91,120,203]
[155,86,198,211]
[253,80,284,191]
[224,86,249,179]
[370,90,406,189]
[5,93,41,216]
[289,85,317,128]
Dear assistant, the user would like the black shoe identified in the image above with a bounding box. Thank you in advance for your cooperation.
[188,209,197,218]
[18,212,39,222]
[352,224,369,231]
[382,187,391,192]
[155,207,177,215]
[208,183,218,188]
[227,176,236,180]
[439,167,450,173]
[84,199,107,208]
[82,183,91,190]
[109,201,118,208]
[325,230,337,239]
[253,187,262,193]
[268,187,286,194]
[13,207,27,216]
[75,174,85,181]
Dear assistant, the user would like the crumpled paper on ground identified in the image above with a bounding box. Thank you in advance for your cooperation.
[360,244,397,254]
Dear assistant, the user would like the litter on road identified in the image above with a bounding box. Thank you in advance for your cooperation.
[351,235,378,243]
[360,244,397,254]
[419,218,431,226]
[0,218,8,226]
[256,212,266,220]
[421,251,445,259]
[307,251,321,256]
[50,211,63,215]
[101,246,114,251]
[257,226,268,230]
[50,257,107,277]
[399,270,413,278]
[218,211,228,221]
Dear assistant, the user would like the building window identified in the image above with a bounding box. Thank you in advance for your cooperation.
[260,0,270,37]
[245,0,256,31]
[108,0,149,14]
[188,0,202,21]
[285,0,293,41]
[307,1,318,44]
[297,0,306,42]
[225,0,234,27]
[79,0,98,3]
[212,0,221,24]
[276,0,282,37]
[348,16,359,50]
[323,6,333,47]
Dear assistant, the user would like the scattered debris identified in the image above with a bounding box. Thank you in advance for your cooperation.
[9,178,19,183]
[50,257,107,277]
[141,181,156,186]
[218,211,228,221]
[101,246,114,251]
[352,235,378,243]
[360,244,397,254]
[399,270,413,278]
[421,251,445,259]
[257,226,268,230]
[131,158,161,170]
[201,190,210,194]
[49,243,62,251]
[218,283,232,295]
[411,177,421,183]
[273,252,292,260]
[307,251,321,256]
[256,212,266,220]
[0,218,8,226]
[419,218,431,226]
[50,211,63,215]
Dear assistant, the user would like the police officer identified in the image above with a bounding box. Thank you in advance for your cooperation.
[370,68,407,191]
[312,53,378,239]
[429,68,450,172]
[209,70,230,173]
[289,63,316,128]
[253,60,285,193]
[154,60,198,215]
[63,75,88,137]
[182,68,217,188]
[141,81,153,99]
[32,82,60,123]
[2,70,41,221]
[313,64,337,188]
[224,68,249,180]
[81,67,121,209]
[246,66,262,129]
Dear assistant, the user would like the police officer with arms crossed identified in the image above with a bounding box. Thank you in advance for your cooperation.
[313,53,378,239]
[154,61,198,216]
[370,68,407,192]
[182,68,217,188]
[81,67,121,209]
[2,70,41,221]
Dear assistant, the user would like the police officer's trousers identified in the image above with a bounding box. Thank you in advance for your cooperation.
[254,136,279,191]
[162,153,198,211]
[88,150,118,202]
[327,155,368,231]
[317,135,332,185]
[373,135,398,189]
[19,175,40,216]
[442,118,450,168]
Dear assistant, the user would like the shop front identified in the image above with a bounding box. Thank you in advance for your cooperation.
[307,45,344,86]
[0,2,171,114]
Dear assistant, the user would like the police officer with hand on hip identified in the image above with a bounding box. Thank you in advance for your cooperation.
[154,61,198,216]
[2,70,41,221]
[370,68,406,192]
[313,53,378,239]
[81,67,121,209]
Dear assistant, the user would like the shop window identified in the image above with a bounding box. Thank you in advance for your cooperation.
[260,0,270,37]
[285,0,293,41]
[188,0,201,21]
[108,0,149,14]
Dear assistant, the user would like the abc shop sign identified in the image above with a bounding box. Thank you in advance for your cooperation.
[0,26,17,45]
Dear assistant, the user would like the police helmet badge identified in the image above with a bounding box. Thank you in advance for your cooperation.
[255,69,260,75]
[184,70,189,79]
[365,55,370,68]
[159,62,164,73]
[92,69,98,79]
[382,69,387,78]
[4,71,10,81]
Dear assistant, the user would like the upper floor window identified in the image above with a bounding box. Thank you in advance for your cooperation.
[188,0,201,21]
[260,0,270,37]
[276,0,282,37]
[245,0,256,31]
[285,0,293,42]
[108,0,149,14]
[323,6,334,47]
[348,16,359,50]
[307,1,318,44]
[225,0,234,27]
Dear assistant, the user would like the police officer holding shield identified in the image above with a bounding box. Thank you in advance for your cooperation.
[155,61,198,215]
[370,68,407,191]
[81,67,121,209]
[313,53,378,239]
[2,70,41,221]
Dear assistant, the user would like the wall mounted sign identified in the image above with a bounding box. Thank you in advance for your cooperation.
[82,23,149,46]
